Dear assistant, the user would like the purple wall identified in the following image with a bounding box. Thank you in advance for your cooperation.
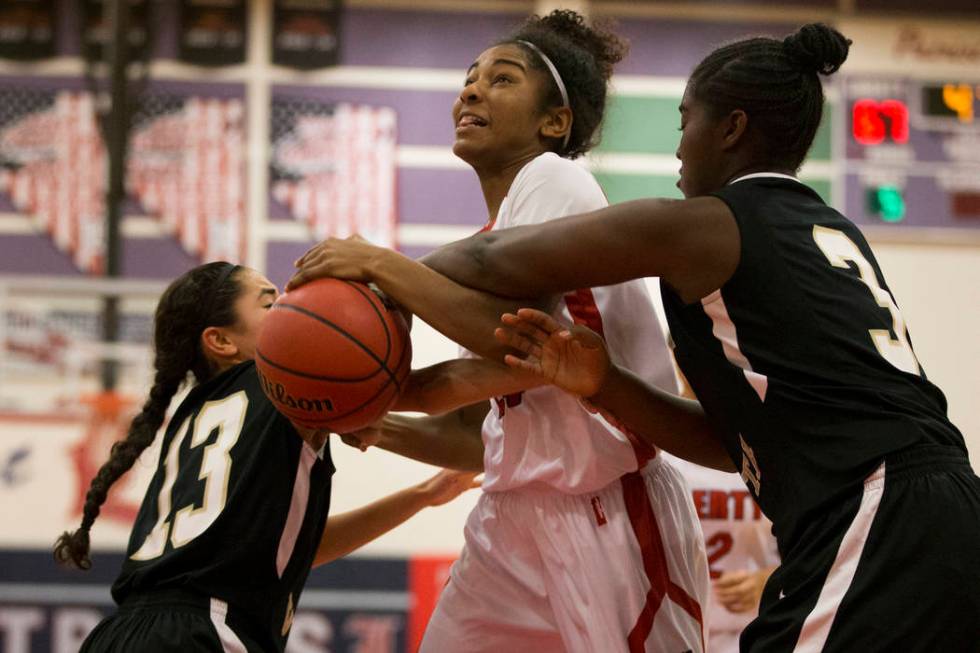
[615,18,803,77]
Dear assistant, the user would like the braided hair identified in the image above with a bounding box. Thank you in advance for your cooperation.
[501,9,628,159]
[53,262,243,570]
[689,23,851,170]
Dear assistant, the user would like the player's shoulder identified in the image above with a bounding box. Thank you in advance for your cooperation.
[173,362,270,419]
[516,152,601,195]
[503,153,607,224]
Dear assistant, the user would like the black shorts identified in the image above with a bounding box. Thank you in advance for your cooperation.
[81,589,267,652]
[742,444,980,653]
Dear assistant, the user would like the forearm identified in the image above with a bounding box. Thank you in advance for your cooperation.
[425,197,737,303]
[421,201,660,297]
[375,406,486,472]
[395,358,543,415]
[591,365,735,472]
[313,485,429,566]
[371,249,553,361]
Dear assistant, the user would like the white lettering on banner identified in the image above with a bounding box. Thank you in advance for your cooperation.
[52,608,102,653]
[345,615,401,653]
[286,613,334,653]
[0,607,44,653]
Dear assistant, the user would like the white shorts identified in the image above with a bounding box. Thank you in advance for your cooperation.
[420,455,709,652]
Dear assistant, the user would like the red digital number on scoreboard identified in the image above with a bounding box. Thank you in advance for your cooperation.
[852,98,909,145]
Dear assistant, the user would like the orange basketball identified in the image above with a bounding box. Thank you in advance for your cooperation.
[255,279,411,433]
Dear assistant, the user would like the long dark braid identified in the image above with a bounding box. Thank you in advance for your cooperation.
[689,23,851,170]
[53,262,243,569]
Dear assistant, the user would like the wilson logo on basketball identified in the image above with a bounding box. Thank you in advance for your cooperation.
[258,369,334,413]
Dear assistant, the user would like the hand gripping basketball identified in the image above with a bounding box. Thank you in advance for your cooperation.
[287,235,381,290]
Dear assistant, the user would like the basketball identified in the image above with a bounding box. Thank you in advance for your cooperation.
[255,278,412,433]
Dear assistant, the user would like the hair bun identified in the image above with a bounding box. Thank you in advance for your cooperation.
[782,23,851,75]
[537,9,628,80]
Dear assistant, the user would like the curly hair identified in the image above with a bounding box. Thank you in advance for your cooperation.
[501,9,629,159]
[689,22,851,170]
[53,262,244,570]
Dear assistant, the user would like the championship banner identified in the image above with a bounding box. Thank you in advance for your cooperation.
[178,0,247,67]
[272,0,342,70]
[0,88,106,273]
[271,97,397,246]
[0,80,247,273]
[0,0,55,61]
[128,91,247,264]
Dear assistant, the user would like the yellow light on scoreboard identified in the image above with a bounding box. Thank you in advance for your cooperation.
[922,83,978,124]
[942,84,974,123]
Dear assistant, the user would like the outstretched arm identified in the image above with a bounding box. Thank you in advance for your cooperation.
[423,196,740,305]
[287,237,556,361]
[496,308,734,471]
[589,363,734,472]
[313,469,479,567]
[341,401,488,472]
[394,357,543,415]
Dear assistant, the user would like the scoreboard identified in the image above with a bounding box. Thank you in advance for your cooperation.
[842,76,980,234]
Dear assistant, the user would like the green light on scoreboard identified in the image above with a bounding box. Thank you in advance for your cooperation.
[867,186,906,223]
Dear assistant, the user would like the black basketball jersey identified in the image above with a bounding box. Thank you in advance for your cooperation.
[661,175,965,551]
[111,360,334,651]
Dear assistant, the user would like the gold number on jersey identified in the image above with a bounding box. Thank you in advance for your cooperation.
[130,416,190,560]
[130,391,248,560]
[812,226,920,376]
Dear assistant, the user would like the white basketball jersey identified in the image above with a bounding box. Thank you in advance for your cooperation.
[471,153,678,494]
[665,454,781,633]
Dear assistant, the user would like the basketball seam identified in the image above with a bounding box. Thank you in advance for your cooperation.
[272,301,402,393]
[255,348,387,383]
[342,280,392,364]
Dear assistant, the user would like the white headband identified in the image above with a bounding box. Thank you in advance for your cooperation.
[517,40,571,148]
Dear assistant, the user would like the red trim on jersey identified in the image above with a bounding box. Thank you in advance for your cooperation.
[564,288,605,336]
[564,289,658,467]
[622,471,704,653]
[591,496,608,526]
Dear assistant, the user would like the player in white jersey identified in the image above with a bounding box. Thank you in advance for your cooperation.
[289,11,708,652]
[666,454,780,653]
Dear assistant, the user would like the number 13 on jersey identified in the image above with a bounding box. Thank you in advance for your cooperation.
[131,392,248,560]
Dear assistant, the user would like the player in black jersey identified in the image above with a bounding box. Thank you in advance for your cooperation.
[53,262,478,652]
[363,22,980,653]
